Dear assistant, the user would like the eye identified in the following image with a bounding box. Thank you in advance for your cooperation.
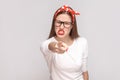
[64,22,71,25]
[55,20,62,27]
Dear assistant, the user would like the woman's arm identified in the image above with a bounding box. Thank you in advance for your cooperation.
[82,71,89,80]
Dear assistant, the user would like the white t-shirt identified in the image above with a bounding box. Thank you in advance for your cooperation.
[40,37,88,80]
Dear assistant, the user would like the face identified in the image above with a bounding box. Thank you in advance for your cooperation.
[54,14,72,38]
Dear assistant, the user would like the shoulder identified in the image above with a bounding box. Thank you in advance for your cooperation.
[41,37,55,44]
[75,36,88,44]
[40,37,55,50]
[75,37,88,50]
[40,37,55,47]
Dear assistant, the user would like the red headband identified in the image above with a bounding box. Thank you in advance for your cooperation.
[55,5,80,23]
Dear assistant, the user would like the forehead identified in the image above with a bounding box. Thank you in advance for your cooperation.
[56,14,72,22]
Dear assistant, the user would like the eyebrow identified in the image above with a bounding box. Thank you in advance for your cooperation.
[56,19,72,22]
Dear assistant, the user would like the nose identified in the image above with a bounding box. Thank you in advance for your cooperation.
[59,23,64,29]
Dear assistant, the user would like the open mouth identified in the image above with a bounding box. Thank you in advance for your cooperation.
[58,30,65,35]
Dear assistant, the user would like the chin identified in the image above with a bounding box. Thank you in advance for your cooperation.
[57,34,66,38]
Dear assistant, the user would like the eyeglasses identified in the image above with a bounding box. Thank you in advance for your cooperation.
[55,20,72,28]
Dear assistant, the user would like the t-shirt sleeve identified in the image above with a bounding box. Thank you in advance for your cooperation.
[40,38,55,73]
[81,38,88,72]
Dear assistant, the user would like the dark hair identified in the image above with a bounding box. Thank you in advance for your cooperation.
[48,6,80,39]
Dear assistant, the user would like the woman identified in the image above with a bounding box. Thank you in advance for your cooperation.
[40,5,89,80]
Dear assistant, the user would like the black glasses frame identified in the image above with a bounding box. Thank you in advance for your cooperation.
[55,20,72,28]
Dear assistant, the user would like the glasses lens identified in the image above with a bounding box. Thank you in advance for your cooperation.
[55,21,61,27]
[64,22,71,28]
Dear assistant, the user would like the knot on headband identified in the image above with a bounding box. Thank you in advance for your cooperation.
[55,5,80,23]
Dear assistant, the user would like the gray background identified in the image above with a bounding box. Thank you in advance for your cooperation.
[0,0,120,80]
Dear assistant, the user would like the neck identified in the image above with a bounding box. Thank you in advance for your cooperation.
[55,36,73,45]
